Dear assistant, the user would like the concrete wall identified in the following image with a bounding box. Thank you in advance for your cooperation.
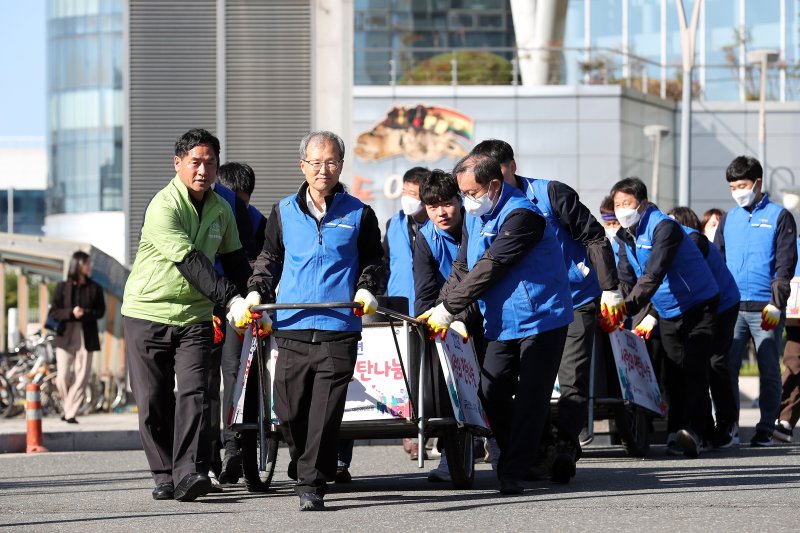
[352,85,676,224]
[684,101,800,217]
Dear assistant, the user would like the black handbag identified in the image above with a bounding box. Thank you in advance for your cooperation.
[45,312,66,335]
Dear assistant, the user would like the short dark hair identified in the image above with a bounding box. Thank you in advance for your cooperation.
[726,156,762,183]
[667,206,701,230]
[453,154,503,186]
[420,170,460,205]
[471,139,514,164]
[610,177,648,202]
[175,128,221,160]
[218,162,256,196]
[599,195,615,214]
[67,251,91,281]
[403,166,430,184]
[700,208,725,232]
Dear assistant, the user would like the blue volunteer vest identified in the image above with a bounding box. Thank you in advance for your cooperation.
[275,191,365,331]
[386,211,416,315]
[722,194,786,303]
[682,226,740,313]
[247,204,264,237]
[465,183,573,341]
[213,184,239,274]
[419,220,460,284]
[518,177,602,308]
[622,206,718,318]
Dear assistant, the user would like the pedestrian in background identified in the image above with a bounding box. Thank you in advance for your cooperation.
[49,251,105,424]
[700,208,725,243]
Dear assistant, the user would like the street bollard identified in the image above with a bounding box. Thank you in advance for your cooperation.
[25,383,49,453]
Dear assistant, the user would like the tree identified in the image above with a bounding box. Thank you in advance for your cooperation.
[399,50,514,85]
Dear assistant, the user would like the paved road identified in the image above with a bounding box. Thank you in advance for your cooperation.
[1,439,799,532]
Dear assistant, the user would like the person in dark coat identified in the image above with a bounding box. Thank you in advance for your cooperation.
[49,251,105,424]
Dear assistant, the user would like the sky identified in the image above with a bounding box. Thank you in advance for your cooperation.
[0,1,46,139]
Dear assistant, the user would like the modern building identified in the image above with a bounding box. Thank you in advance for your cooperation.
[0,136,47,236]
[44,0,125,262]
[43,0,800,264]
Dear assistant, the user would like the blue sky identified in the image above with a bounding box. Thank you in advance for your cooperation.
[0,1,46,138]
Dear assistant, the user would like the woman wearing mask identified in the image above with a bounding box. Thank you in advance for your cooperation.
[48,251,105,423]
[700,208,725,243]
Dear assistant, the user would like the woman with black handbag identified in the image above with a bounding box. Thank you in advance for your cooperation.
[48,251,105,423]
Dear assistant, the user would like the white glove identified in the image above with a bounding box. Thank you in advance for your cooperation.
[418,302,455,340]
[244,290,261,308]
[761,304,781,331]
[600,289,626,326]
[256,310,273,336]
[227,295,251,329]
[354,288,378,316]
[634,314,658,340]
[450,320,469,343]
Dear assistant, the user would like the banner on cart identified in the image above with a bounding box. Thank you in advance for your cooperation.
[435,330,490,431]
[608,329,667,416]
[786,276,800,320]
[343,325,412,421]
[229,329,278,426]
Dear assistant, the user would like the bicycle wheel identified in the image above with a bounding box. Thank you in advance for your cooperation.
[613,403,650,457]
[0,374,14,417]
[441,426,475,489]
[240,429,278,492]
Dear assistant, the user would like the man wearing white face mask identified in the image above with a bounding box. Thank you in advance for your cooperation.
[383,167,431,316]
[713,156,798,447]
[418,154,573,494]
[611,177,720,458]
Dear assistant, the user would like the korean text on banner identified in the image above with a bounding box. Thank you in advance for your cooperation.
[608,328,667,416]
[435,329,490,431]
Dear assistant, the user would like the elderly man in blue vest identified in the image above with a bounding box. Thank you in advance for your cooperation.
[229,131,384,511]
[471,140,622,482]
[419,154,573,495]
[611,177,720,458]
[713,156,798,447]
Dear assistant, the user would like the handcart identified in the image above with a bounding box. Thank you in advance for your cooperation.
[554,327,665,457]
[230,301,489,492]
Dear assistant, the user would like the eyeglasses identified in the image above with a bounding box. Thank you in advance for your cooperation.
[302,159,342,171]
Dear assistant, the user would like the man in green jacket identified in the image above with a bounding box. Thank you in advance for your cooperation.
[122,128,250,502]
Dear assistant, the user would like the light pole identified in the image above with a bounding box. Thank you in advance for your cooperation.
[675,0,703,207]
[747,49,779,191]
[644,125,670,208]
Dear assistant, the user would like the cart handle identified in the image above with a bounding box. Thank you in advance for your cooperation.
[250,302,423,326]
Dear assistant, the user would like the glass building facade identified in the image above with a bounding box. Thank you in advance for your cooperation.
[47,0,123,216]
[0,191,46,236]
[354,0,517,85]
[355,0,800,102]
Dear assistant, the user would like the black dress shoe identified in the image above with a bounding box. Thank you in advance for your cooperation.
[299,493,325,511]
[152,482,174,500]
[173,473,211,502]
[65,418,78,424]
[334,466,352,483]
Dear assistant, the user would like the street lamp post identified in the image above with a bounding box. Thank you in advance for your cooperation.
[675,0,703,207]
[644,125,670,207]
[747,49,779,191]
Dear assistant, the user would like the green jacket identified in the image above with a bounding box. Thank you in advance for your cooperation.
[122,175,241,326]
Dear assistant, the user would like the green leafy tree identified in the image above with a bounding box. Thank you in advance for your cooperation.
[400,50,513,85]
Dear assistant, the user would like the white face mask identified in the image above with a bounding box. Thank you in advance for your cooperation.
[605,228,619,241]
[464,182,497,217]
[400,194,422,216]
[704,226,717,243]
[615,205,642,229]
[731,182,758,208]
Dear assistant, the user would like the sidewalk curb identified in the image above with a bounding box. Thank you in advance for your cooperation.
[0,430,142,454]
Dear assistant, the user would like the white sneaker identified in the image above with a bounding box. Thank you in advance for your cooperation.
[487,437,501,472]
[427,450,451,482]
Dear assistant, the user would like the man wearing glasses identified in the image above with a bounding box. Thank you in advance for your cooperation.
[229,130,384,511]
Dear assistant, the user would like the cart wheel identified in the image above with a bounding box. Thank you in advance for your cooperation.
[613,403,650,457]
[240,430,278,492]
[442,427,475,489]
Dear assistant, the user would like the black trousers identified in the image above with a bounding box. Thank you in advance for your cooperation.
[273,336,358,496]
[480,326,568,482]
[708,303,740,429]
[658,297,718,438]
[220,322,244,451]
[556,299,597,444]
[124,316,212,486]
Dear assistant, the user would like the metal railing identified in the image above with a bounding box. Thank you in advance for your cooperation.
[355,45,800,103]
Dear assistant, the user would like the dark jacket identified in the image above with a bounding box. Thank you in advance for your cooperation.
[50,279,106,352]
